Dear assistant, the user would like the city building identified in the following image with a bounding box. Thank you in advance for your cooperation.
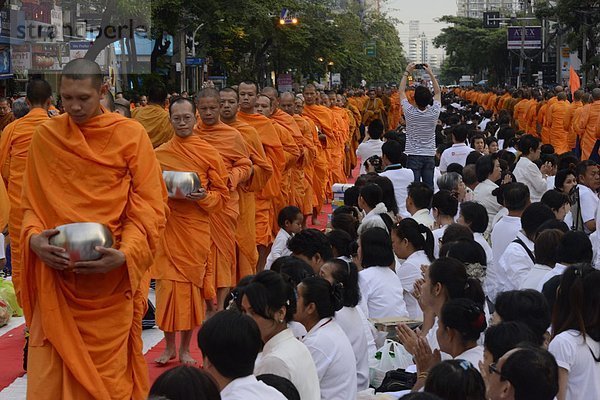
[456,0,520,19]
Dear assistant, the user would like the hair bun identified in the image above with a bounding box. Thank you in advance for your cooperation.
[330,282,345,312]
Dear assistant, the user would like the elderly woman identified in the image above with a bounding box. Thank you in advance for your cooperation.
[437,172,468,202]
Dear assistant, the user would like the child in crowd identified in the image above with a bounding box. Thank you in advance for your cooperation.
[265,206,303,270]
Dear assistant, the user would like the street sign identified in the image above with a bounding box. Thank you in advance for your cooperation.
[507,26,542,50]
[186,57,204,66]
[332,73,341,85]
[483,12,501,29]
[277,73,293,92]
[365,41,376,57]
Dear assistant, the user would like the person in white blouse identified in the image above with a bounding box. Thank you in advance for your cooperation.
[391,218,435,320]
[240,270,320,400]
[356,120,383,175]
[294,276,358,400]
[575,160,600,234]
[536,231,594,291]
[473,154,503,235]
[431,190,459,258]
[548,266,600,400]
[357,227,409,318]
[265,206,303,270]
[512,135,553,202]
[319,259,370,391]
[380,140,414,218]
[540,190,571,222]
[197,311,286,400]
[497,203,556,295]
[439,124,474,173]
[406,182,435,230]
[357,183,390,235]
[520,229,564,290]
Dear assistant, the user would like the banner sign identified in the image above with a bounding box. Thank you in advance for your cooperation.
[507,26,542,50]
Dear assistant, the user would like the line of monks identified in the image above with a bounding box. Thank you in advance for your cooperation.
[455,86,600,160]
[0,60,405,399]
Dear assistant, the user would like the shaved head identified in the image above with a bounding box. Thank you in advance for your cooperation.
[26,79,52,106]
[592,88,600,101]
[61,58,103,89]
[197,87,220,103]
[557,92,567,101]
[554,85,564,93]
[279,92,296,116]
[220,87,238,101]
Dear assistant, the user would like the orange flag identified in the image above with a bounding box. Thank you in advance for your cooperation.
[569,66,581,99]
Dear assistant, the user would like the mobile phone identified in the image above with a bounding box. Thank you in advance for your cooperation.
[415,64,424,70]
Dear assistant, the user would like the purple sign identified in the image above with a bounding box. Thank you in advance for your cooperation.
[507,26,542,50]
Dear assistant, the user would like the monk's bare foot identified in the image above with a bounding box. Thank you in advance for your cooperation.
[154,349,176,366]
[179,351,197,366]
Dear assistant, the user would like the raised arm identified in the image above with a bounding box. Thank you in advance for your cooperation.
[424,64,441,103]
[399,62,416,102]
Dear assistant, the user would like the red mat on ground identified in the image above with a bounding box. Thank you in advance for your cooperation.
[307,167,358,230]
[144,328,204,384]
[0,326,26,390]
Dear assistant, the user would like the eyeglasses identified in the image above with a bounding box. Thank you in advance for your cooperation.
[171,115,195,123]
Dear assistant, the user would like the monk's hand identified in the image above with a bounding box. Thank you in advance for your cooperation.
[186,188,208,201]
[30,229,69,271]
[72,247,125,274]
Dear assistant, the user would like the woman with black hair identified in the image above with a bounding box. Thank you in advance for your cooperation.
[241,271,320,400]
[431,190,459,257]
[548,266,600,400]
[397,257,485,359]
[149,365,221,400]
[424,360,486,400]
[320,259,370,391]
[294,277,358,400]
[392,219,435,320]
[541,190,571,221]
[357,227,409,318]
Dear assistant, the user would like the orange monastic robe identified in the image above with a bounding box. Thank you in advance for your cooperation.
[362,98,385,126]
[577,101,600,160]
[513,99,529,130]
[194,121,252,288]
[332,106,350,180]
[20,111,168,400]
[564,101,583,151]
[153,135,229,331]
[303,104,337,200]
[293,114,317,215]
[0,108,49,303]
[132,104,175,148]
[548,100,569,154]
[303,115,328,212]
[270,109,302,211]
[537,102,551,144]
[524,100,538,136]
[227,120,273,278]
[0,112,15,132]
[237,111,285,246]
[388,91,401,129]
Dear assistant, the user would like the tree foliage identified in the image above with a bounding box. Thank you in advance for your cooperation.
[433,16,509,85]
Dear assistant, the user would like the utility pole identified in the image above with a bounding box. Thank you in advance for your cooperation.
[517,23,526,88]
[180,32,186,93]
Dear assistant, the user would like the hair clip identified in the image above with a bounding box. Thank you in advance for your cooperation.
[286,299,290,306]
[459,360,472,371]
[573,268,582,277]
[464,281,470,290]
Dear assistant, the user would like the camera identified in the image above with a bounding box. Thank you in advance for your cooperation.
[415,64,425,70]
[365,155,383,173]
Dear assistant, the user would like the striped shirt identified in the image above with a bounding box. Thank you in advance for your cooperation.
[402,98,441,156]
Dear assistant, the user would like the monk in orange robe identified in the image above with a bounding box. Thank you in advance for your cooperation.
[577,89,600,160]
[362,89,386,127]
[132,85,174,148]
[194,88,252,307]
[153,97,229,366]
[524,97,539,136]
[302,84,337,210]
[388,88,401,130]
[296,96,328,222]
[0,80,52,304]
[219,87,273,277]
[280,92,315,220]
[324,92,348,185]
[563,90,584,152]
[548,92,570,154]
[0,97,15,132]
[340,94,359,176]
[537,93,553,144]
[20,59,167,400]
[236,82,285,270]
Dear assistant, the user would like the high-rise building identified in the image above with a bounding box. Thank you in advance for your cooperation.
[457,0,520,19]
[407,20,420,63]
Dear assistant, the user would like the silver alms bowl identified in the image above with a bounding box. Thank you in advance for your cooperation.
[49,222,114,262]
[162,171,201,199]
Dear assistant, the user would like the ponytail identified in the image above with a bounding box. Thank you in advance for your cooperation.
[429,257,485,309]
[394,218,435,262]
[325,258,361,307]
[300,276,344,319]
[441,298,487,343]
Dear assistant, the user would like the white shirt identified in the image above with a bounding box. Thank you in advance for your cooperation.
[410,209,435,231]
[265,229,292,270]
[432,224,448,258]
[302,318,358,400]
[497,231,535,294]
[473,179,502,235]
[536,263,569,292]
[356,139,383,174]
[220,375,286,400]
[402,98,441,157]
[490,215,522,269]
[254,329,321,400]
[396,250,430,320]
[578,184,599,234]
[549,330,600,400]
[380,166,414,217]
[479,118,491,131]
[358,266,409,319]
[520,264,553,291]
[358,202,389,235]
[474,232,493,269]
[288,321,307,340]
[491,207,509,229]
[335,307,370,390]
[513,156,547,202]
[454,346,485,372]
[439,143,472,173]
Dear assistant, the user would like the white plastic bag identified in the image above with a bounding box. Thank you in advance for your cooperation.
[369,339,414,388]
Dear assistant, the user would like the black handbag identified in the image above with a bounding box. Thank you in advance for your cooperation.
[375,368,417,393]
